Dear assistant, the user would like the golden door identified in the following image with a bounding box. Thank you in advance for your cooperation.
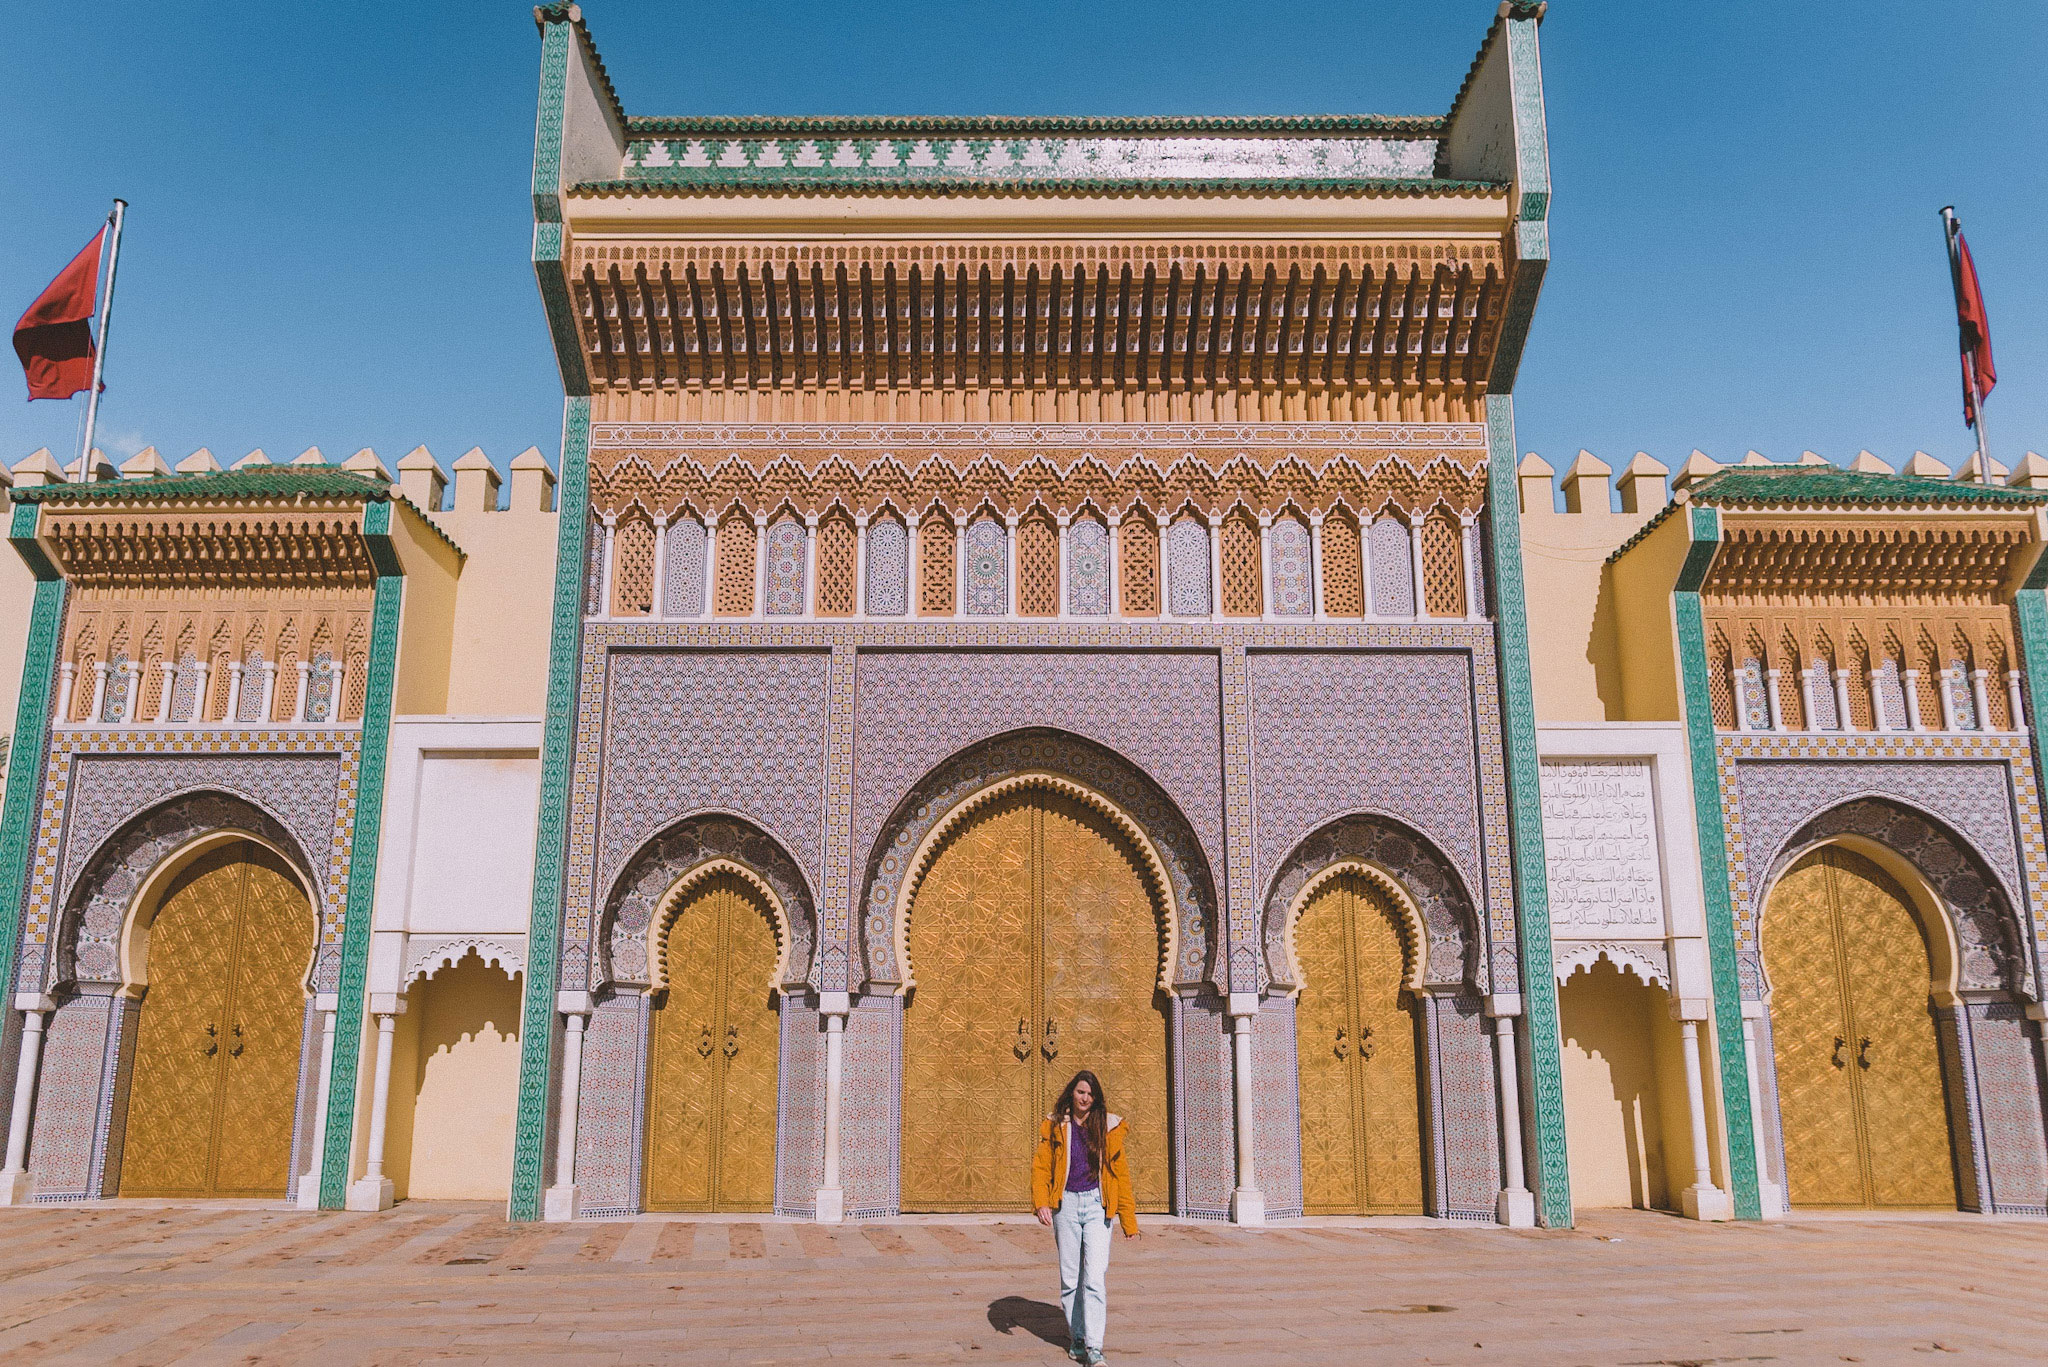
[644,874,781,1211]
[1293,873,1425,1214]
[901,789,1171,1212]
[1764,847,1957,1209]
[120,842,312,1198]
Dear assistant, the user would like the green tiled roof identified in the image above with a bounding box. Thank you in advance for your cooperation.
[575,174,1502,198]
[1690,465,2048,508]
[624,114,1447,136]
[12,466,466,559]
[1605,465,2048,566]
[12,467,391,505]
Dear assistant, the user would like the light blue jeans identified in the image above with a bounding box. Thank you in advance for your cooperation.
[1053,1185,1111,1352]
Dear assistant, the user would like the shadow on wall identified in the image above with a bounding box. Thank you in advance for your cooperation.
[1558,959,1693,1212]
[385,952,524,1203]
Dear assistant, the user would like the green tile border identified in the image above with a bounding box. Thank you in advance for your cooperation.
[1483,394,1571,1227]
[1671,504,1762,1220]
[316,498,404,1208]
[0,502,65,1014]
[509,397,591,1221]
[2014,548,2048,996]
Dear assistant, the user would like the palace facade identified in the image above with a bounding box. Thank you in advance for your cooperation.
[0,2,2041,1228]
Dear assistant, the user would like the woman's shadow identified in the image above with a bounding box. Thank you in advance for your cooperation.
[988,1296,1069,1349]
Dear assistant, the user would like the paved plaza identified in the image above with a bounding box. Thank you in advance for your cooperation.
[0,1205,2040,1365]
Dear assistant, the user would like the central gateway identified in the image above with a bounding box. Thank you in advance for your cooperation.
[901,787,1171,1212]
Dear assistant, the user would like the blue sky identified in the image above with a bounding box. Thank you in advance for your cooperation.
[3,2,2042,480]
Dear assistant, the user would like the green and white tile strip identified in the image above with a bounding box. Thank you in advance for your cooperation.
[0,502,66,1014]
[510,397,591,1222]
[2012,548,2048,1001]
[531,12,589,396]
[1672,504,1762,1221]
[317,498,405,1208]
[1483,395,1572,1227]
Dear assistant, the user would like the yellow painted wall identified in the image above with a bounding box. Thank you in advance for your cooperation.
[1559,960,1675,1210]
[429,501,559,717]
[400,954,524,1201]
[1519,503,1657,722]
[387,501,463,717]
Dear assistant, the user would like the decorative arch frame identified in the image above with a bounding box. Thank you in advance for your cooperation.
[1752,795,2028,1001]
[858,729,1219,991]
[53,790,321,993]
[1554,941,1671,992]
[643,857,795,996]
[1274,859,1428,995]
[403,936,528,990]
[596,812,817,992]
[1261,812,1484,993]
[891,771,1179,994]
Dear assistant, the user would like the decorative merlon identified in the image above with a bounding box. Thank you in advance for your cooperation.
[452,446,502,512]
[1517,451,1555,515]
[1672,451,1722,491]
[510,446,557,512]
[1901,450,1950,478]
[1561,449,1612,514]
[119,447,169,479]
[397,445,446,511]
[232,448,271,469]
[1848,449,1890,473]
[1616,452,1669,514]
[13,450,62,487]
[2009,452,2048,491]
[344,447,395,481]
[293,446,327,466]
[177,448,221,474]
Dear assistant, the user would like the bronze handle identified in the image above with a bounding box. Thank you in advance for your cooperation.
[697,1026,714,1059]
[1015,1019,1031,1060]
[723,1024,739,1060]
[203,1022,218,1057]
[1042,1018,1059,1061]
[1857,1036,1872,1070]
[1831,1035,1847,1069]
[1334,1028,1349,1059]
[229,1024,244,1059]
[1360,1024,1376,1062]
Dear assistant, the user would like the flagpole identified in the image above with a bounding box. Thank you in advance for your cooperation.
[72,198,127,483]
[1940,206,1992,483]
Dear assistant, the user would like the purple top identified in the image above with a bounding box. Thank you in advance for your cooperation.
[1064,1118,1098,1193]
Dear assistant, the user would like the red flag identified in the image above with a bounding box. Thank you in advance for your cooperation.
[1954,231,1997,427]
[12,228,104,401]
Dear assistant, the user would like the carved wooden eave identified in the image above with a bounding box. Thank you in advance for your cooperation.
[1703,516,2041,607]
[39,505,381,590]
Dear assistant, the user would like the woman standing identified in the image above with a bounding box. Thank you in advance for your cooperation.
[1032,1070,1139,1365]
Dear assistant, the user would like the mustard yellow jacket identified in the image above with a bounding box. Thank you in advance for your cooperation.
[1031,1112,1138,1235]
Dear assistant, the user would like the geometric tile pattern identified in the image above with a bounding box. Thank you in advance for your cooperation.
[17,728,361,994]
[662,517,706,617]
[765,518,806,616]
[1067,518,1110,617]
[1268,518,1311,617]
[864,517,908,617]
[962,520,1006,616]
[1171,994,1236,1219]
[1718,732,2048,1003]
[1166,519,1211,616]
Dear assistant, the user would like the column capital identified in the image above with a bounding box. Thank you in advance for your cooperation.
[1484,992,1523,1018]
[817,990,852,1019]
[556,990,595,1017]
[314,992,340,1012]
[11,994,56,1014]
[1226,991,1261,1020]
[368,992,408,1017]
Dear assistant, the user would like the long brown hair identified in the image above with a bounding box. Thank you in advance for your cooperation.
[1054,1070,1109,1162]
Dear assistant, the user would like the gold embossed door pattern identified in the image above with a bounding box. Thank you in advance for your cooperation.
[1293,873,1425,1214]
[120,841,312,1198]
[1764,847,1958,1209]
[644,875,781,1211]
[901,789,1171,1212]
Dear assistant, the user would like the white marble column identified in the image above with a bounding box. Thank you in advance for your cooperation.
[296,996,339,1209]
[852,513,869,619]
[1832,668,1854,732]
[802,513,820,619]
[1490,1010,1536,1226]
[260,660,279,723]
[1765,668,1785,730]
[1408,519,1429,619]
[1863,669,1884,731]
[120,662,140,724]
[816,992,851,1223]
[598,515,618,619]
[189,660,210,725]
[649,516,668,617]
[1904,669,1925,731]
[154,662,176,724]
[1207,514,1224,619]
[292,660,312,724]
[1309,513,1327,621]
[88,661,109,723]
[1740,1004,1784,1216]
[1257,513,1274,621]
[224,661,245,725]
[1227,993,1264,1225]
[2008,670,2026,731]
[1972,668,1993,732]
[1003,513,1020,619]
[1939,668,1960,731]
[55,661,77,725]
[347,995,405,1211]
[1677,1015,1733,1220]
[545,992,593,1222]
[1056,513,1072,620]
[1105,513,1121,617]
[0,996,56,1205]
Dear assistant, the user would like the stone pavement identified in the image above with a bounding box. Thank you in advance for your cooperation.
[0,1203,2040,1365]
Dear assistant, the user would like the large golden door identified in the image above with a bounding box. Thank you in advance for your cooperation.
[1764,847,1957,1209]
[1293,873,1425,1214]
[121,841,312,1198]
[901,789,1171,1212]
[644,874,781,1211]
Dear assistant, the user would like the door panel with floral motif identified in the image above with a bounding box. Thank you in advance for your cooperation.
[121,842,311,1199]
[1293,874,1423,1215]
[645,875,782,1212]
[1764,847,1957,1210]
[902,790,1170,1211]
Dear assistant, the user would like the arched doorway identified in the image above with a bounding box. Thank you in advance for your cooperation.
[1292,871,1424,1214]
[1763,845,1958,1209]
[901,786,1171,1212]
[644,872,781,1211]
[119,840,313,1198]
